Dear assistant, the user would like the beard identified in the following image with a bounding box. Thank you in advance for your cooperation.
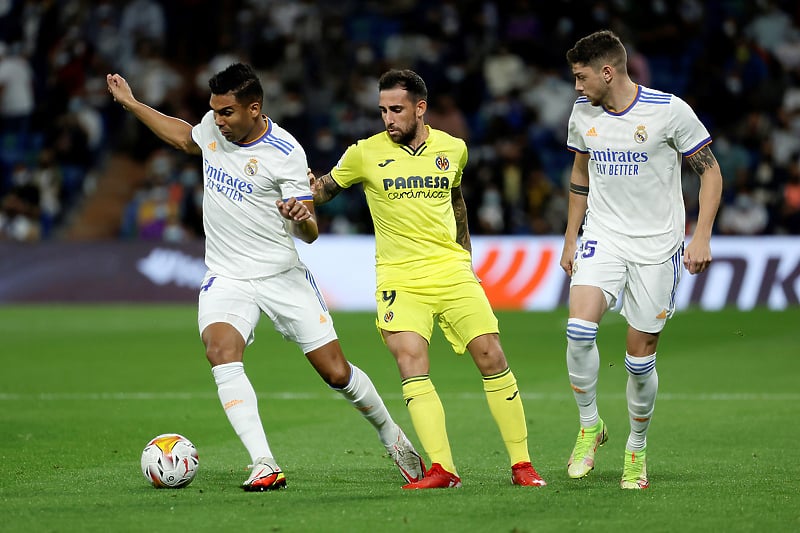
[388,124,418,146]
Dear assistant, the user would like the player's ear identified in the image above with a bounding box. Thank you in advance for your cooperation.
[249,100,261,117]
[417,99,427,118]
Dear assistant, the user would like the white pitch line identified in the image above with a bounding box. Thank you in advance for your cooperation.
[0,392,798,401]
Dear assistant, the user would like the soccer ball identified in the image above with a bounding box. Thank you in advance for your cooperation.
[140,433,199,488]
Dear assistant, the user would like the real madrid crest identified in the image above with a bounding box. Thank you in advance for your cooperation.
[244,158,258,176]
[634,124,648,144]
[435,153,450,171]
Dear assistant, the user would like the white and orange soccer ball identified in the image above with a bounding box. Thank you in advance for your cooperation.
[140,433,199,488]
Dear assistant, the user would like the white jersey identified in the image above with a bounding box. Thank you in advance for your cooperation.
[566,85,711,264]
[191,111,311,279]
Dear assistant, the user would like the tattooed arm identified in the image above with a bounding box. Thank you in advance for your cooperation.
[451,185,472,254]
[308,170,343,205]
[684,145,723,274]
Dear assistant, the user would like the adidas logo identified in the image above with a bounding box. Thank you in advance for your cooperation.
[208,141,217,151]
[319,314,327,324]
[223,399,243,410]
[586,127,598,137]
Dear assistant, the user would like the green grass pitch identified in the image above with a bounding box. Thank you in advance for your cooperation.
[1,305,798,532]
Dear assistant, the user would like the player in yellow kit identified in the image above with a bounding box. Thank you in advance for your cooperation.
[309,69,546,489]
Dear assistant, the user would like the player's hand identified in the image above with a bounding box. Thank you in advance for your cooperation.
[560,239,578,277]
[683,239,712,275]
[276,197,311,222]
[106,73,135,110]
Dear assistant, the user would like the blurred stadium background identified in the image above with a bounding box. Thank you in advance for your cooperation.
[0,0,798,310]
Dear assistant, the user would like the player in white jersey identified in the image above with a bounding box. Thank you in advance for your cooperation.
[106,63,424,491]
[560,31,722,489]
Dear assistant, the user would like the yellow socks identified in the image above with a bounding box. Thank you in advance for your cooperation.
[483,368,530,466]
[401,375,456,474]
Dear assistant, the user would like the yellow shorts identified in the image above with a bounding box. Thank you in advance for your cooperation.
[374,280,499,354]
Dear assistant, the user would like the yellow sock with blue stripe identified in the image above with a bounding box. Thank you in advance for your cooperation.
[483,368,530,466]
[401,375,456,474]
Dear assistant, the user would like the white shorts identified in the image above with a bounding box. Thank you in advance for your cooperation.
[197,264,337,353]
[571,236,683,334]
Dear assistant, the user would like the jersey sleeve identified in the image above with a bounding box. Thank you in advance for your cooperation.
[191,111,213,147]
[330,141,364,189]
[566,101,588,153]
[669,96,712,157]
[452,139,468,188]
[277,143,313,200]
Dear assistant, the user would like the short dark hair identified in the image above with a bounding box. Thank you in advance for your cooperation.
[566,30,627,72]
[378,69,428,102]
[208,63,263,105]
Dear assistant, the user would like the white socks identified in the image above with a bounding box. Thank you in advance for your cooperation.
[212,362,273,463]
[334,363,399,446]
[624,353,658,451]
[566,318,600,427]
[568,317,659,451]
[212,361,399,462]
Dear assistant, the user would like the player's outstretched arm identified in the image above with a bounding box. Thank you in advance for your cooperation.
[684,145,723,274]
[308,170,342,205]
[106,73,200,155]
[276,197,319,244]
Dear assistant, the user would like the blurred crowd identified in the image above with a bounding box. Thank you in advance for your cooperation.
[2,0,800,242]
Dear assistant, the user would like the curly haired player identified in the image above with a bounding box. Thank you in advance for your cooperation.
[561,30,722,489]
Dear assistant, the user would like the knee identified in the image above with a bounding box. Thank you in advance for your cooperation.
[468,335,508,375]
[202,323,245,366]
[307,343,352,388]
[204,340,242,366]
[473,344,505,363]
[322,362,351,389]
[626,329,660,356]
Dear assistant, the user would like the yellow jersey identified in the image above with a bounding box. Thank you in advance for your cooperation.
[331,126,473,290]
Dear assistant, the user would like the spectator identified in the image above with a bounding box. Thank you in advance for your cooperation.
[718,184,770,235]
[477,184,505,234]
[779,159,800,233]
[426,92,471,141]
[47,112,91,210]
[744,0,799,57]
[0,181,41,242]
[482,42,528,98]
[6,1,800,241]
[31,148,62,237]
[85,1,123,69]
[0,41,35,159]
[118,0,166,69]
